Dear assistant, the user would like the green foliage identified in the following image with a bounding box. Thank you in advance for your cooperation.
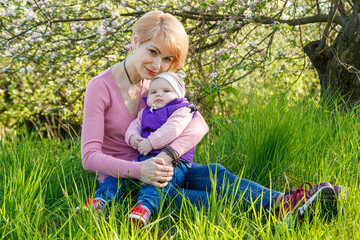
[195,92,360,190]
[1,94,359,239]
[0,0,333,136]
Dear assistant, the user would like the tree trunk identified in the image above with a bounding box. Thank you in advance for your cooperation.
[304,12,360,109]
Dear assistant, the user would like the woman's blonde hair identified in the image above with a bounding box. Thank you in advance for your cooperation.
[133,11,189,71]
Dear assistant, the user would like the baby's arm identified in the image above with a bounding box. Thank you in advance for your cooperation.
[125,108,145,149]
[138,106,194,155]
[137,139,153,156]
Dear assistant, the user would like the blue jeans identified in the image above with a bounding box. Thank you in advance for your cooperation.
[171,163,282,212]
[94,155,188,215]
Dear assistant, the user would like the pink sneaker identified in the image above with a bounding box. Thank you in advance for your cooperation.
[76,198,105,214]
[128,203,151,228]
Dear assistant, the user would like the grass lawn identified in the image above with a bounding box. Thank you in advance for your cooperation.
[1,94,359,239]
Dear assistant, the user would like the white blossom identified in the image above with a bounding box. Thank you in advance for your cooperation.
[75,57,83,64]
[123,43,131,50]
[215,48,226,57]
[10,43,20,53]
[107,55,117,61]
[59,78,67,86]
[248,40,257,48]
[2,66,10,72]
[275,49,287,56]
[31,32,42,39]
[35,37,43,42]
[5,50,12,57]
[5,6,17,16]
[113,19,121,27]
[209,72,218,79]
[111,11,120,18]
[24,10,36,20]
[99,3,109,9]
[73,4,81,11]
[26,66,33,73]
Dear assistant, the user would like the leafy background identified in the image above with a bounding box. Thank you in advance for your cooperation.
[0,0,331,138]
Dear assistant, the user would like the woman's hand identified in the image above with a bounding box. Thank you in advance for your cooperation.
[155,151,174,166]
[139,157,174,188]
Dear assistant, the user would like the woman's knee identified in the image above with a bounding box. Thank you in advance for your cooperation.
[208,163,227,177]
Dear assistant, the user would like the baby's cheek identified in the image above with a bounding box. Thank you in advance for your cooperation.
[146,98,151,106]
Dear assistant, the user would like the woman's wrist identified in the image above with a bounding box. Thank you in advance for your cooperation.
[162,146,179,166]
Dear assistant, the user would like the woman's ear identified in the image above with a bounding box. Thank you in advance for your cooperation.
[131,34,138,52]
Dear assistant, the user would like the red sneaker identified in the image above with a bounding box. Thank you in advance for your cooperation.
[76,198,105,214]
[128,203,151,228]
[278,182,337,226]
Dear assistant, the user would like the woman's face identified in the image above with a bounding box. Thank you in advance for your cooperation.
[132,37,176,80]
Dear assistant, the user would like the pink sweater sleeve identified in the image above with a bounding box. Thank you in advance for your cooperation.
[169,111,209,156]
[81,75,142,182]
[148,107,193,149]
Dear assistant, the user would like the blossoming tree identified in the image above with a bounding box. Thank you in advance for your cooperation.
[1,0,359,137]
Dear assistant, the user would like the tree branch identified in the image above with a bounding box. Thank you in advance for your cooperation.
[318,0,340,50]
[256,14,346,27]
[338,0,347,16]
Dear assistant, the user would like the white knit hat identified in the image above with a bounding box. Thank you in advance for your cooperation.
[152,71,186,98]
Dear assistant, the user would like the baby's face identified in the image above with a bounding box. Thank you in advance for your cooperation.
[147,78,178,109]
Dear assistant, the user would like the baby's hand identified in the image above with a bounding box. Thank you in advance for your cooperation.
[138,139,153,156]
[129,134,144,149]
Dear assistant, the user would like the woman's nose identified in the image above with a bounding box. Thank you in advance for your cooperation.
[152,57,161,70]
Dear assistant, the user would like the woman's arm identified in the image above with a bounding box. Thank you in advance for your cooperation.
[81,78,142,180]
[169,111,209,156]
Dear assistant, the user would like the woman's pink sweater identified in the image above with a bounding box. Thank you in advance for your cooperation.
[81,67,209,182]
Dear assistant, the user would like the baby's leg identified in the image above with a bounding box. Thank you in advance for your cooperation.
[129,161,188,226]
[77,176,127,214]
[95,176,127,206]
[137,160,188,214]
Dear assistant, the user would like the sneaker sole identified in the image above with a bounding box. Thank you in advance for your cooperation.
[298,186,338,223]
[283,186,338,227]
[318,186,338,219]
[128,213,146,228]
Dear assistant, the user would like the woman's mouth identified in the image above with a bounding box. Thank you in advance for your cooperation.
[146,68,157,76]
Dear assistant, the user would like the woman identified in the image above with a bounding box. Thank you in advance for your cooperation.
[80,10,340,227]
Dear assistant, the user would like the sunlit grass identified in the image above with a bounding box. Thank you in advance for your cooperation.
[1,93,359,239]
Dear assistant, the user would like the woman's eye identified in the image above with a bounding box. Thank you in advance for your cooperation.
[149,49,156,55]
[164,57,173,62]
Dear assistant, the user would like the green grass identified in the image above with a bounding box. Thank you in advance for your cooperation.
[1,93,359,239]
